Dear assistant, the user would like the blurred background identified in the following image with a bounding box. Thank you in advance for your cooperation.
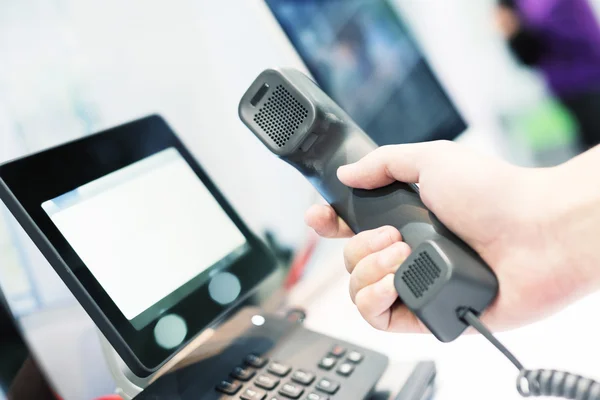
[1,0,600,399]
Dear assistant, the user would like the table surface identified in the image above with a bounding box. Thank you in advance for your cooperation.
[20,237,600,400]
[287,239,600,400]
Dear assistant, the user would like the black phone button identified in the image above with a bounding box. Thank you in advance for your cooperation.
[215,379,241,395]
[268,361,291,377]
[291,370,315,385]
[255,374,280,390]
[316,378,339,395]
[306,393,329,400]
[240,387,267,400]
[336,362,354,377]
[318,356,336,370]
[329,345,346,358]
[245,354,268,368]
[278,382,304,399]
[231,366,256,381]
[347,351,363,363]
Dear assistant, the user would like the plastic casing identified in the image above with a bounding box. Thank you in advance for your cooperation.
[239,68,498,342]
[0,115,277,376]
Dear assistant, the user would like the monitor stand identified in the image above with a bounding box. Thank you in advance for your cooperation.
[98,333,144,399]
[97,303,280,399]
[98,326,217,399]
[97,271,289,399]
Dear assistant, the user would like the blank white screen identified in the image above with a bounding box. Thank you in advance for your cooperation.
[42,148,246,320]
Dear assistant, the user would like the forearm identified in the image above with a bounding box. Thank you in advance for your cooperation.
[547,145,600,293]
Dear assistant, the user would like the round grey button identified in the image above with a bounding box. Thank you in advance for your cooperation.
[208,272,241,305]
[154,314,187,349]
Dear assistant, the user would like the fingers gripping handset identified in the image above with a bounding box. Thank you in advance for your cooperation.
[238,68,498,342]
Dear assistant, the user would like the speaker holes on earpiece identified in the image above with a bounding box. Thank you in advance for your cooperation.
[253,85,308,148]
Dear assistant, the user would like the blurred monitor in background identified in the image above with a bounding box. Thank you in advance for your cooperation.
[496,0,600,151]
[264,0,467,146]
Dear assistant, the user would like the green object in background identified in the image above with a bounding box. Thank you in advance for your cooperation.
[513,98,577,150]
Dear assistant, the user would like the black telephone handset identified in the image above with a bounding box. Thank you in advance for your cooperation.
[238,68,498,343]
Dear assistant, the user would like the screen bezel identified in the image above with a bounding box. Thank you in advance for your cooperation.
[263,0,467,144]
[0,115,277,375]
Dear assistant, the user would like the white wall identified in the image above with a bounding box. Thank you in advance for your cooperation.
[393,0,547,162]
[52,0,317,248]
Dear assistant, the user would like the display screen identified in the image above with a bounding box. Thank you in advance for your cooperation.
[265,0,466,145]
[41,148,248,329]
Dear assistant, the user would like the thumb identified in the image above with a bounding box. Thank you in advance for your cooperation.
[337,141,453,189]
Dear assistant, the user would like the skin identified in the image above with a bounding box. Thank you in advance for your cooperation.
[305,141,600,334]
[495,5,521,39]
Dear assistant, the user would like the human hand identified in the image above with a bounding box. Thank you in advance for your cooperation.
[305,141,600,334]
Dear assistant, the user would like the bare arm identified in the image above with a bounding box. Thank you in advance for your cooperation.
[547,145,600,296]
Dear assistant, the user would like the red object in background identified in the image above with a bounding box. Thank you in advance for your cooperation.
[284,230,319,290]
[95,396,123,400]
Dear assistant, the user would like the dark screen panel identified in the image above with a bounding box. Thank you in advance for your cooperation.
[265,0,466,145]
[0,115,277,373]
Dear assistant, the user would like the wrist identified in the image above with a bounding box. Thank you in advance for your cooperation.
[539,163,600,294]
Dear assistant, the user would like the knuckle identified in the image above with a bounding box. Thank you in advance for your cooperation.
[343,242,356,272]
[386,226,402,242]
[354,295,381,330]
[349,260,367,292]
[368,145,396,164]
[394,240,411,256]
[371,252,388,274]
[354,292,370,318]
[376,243,409,272]
[366,226,398,253]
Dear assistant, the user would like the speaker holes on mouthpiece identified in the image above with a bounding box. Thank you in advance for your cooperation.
[401,251,441,298]
[253,84,308,148]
